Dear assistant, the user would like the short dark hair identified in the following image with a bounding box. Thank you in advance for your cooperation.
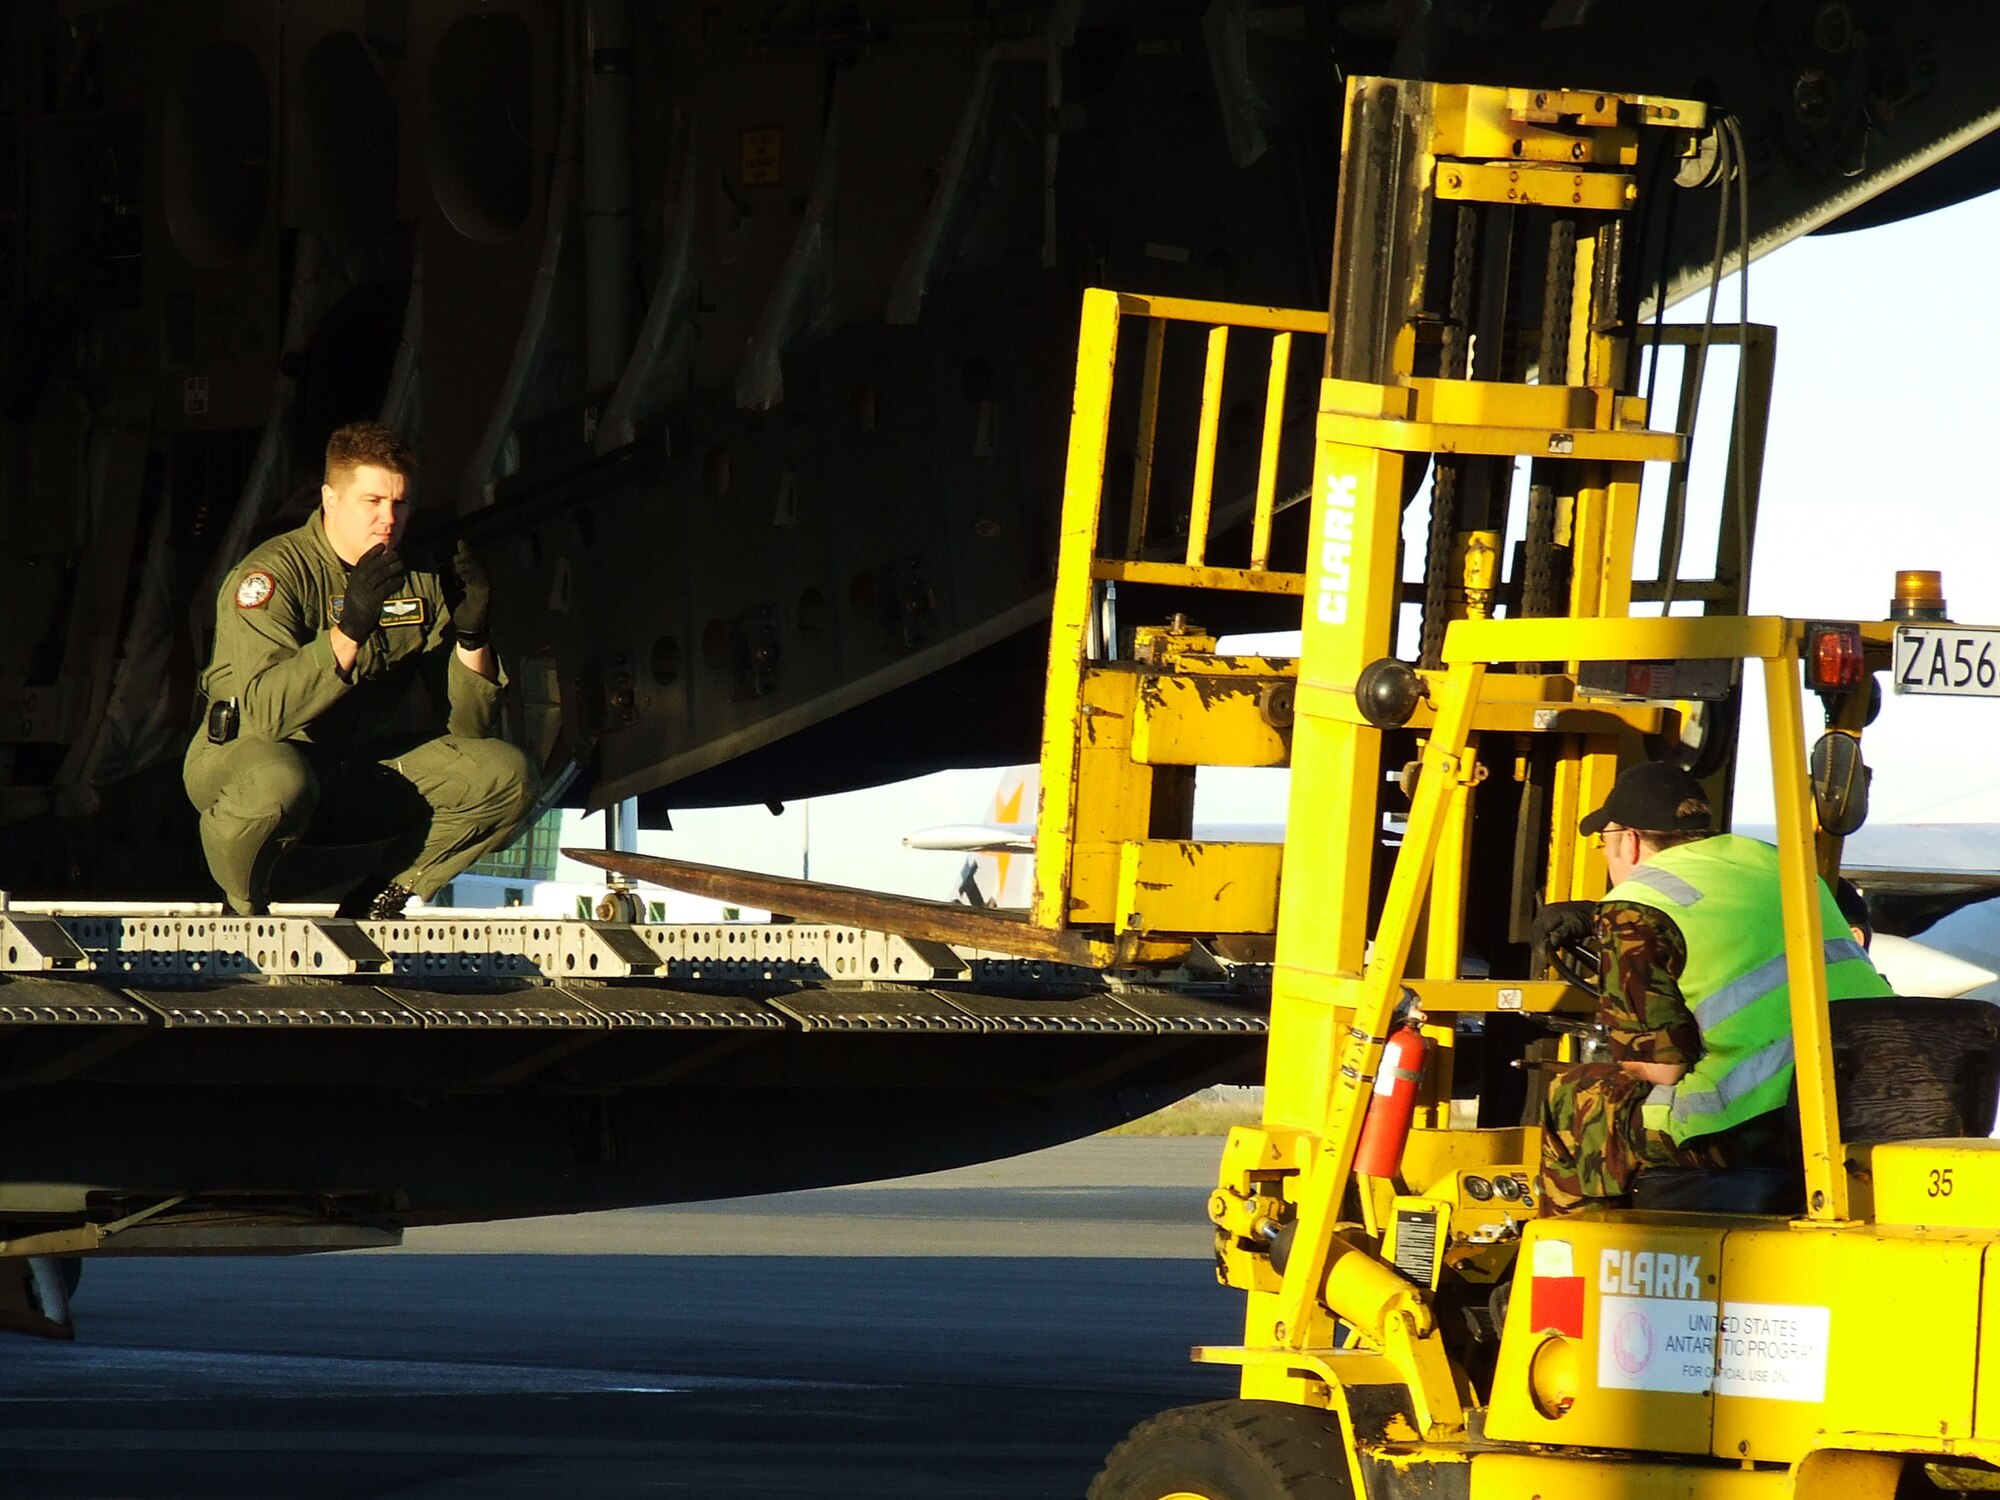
[325,421,418,485]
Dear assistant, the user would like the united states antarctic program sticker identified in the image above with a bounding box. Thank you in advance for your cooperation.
[236,570,275,610]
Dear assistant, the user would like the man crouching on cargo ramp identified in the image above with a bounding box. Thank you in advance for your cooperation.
[1533,761,1890,1215]
[183,421,538,919]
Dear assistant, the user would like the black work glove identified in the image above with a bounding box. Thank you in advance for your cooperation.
[337,544,407,643]
[449,540,491,648]
[1530,899,1599,975]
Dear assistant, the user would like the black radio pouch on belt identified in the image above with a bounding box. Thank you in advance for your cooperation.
[206,698,240,745]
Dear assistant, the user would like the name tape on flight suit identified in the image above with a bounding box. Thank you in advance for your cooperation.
[326,595,428,629]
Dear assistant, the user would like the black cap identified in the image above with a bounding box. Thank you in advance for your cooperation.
[1578,761,1714,837]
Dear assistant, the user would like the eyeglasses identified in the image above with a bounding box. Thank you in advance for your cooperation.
[1594,826,1636,850]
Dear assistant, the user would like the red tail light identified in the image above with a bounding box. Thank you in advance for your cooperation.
[1805,623,1866,691]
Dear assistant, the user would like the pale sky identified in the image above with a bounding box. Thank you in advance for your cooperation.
[1714,187,2000,825]
[561,185,2000,900]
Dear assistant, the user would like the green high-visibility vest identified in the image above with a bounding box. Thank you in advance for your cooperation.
[1603,833,1890,1144]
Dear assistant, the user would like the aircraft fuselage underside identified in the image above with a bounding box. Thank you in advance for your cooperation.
[7,1,2000,900]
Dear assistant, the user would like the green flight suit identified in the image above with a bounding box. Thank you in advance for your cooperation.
[183,511,537,914]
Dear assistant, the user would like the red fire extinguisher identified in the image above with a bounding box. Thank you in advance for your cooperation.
[1354,1023,1428,1177]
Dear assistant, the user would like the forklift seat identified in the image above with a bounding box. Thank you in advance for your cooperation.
[1631,996,2000,1215]
[1631,1166,1803,1214]
[1827,995,2000,1142]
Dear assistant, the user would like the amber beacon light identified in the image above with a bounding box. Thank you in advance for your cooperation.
[1891,570,1949,621]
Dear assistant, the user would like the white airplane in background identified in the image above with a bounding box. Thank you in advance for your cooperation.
[904,765,1043,910]
[1811,826,2000,1001]
[914,768,2000,1001]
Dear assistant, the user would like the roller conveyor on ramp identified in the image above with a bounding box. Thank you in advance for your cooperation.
[0,897,1268,1051]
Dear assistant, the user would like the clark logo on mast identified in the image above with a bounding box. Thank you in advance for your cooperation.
[1315,472,1358,626]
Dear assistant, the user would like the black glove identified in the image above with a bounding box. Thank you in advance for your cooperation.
[1530,899,1599,974]
[449,540,491,649]
[337,544,407,643]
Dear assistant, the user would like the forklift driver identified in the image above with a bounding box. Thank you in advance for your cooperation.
[1531,761,1892,1215]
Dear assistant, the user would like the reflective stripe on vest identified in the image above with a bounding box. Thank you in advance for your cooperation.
[1605,834,1891,1144]
[1621,863,1705,908]
[1692,937,1871,1029]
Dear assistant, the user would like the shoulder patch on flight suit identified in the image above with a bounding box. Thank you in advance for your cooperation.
[235,570,276,609]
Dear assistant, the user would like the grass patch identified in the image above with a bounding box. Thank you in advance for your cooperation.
[1109,1097,1264,1137]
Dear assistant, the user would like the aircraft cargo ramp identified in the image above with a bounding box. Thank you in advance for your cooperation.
[0,904,1265,1256]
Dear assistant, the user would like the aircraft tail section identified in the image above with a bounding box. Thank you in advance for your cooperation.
[907,767,1039,909]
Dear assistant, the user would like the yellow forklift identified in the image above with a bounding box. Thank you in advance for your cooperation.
[1007,77,2000,1500]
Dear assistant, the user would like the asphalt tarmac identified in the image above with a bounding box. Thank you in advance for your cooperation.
[0,1137,1242,1498]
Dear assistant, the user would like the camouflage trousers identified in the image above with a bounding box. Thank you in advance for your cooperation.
[1538,1065,1730,1216]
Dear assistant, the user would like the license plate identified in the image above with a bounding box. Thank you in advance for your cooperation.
[1893,624,2000,697]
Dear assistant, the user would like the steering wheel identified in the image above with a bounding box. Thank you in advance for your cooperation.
[1543,932,1601,996]
[1527,926,1607,1047]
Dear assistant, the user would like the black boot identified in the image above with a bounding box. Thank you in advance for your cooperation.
[364,881,416,920]
[337,881,415,921]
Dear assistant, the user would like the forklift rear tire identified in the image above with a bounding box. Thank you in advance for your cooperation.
[1089,1399,1355,1500]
